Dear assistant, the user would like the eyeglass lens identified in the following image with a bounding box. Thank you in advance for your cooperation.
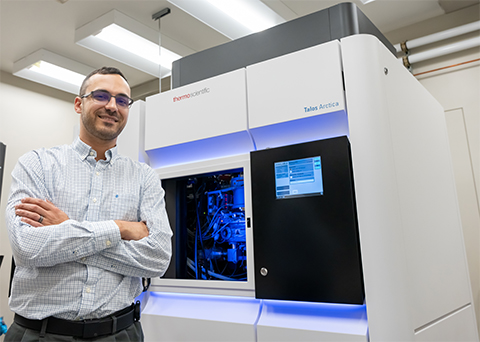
[91,90,132,108]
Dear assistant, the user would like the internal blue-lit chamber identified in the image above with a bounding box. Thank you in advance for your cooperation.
[176,169,247,281]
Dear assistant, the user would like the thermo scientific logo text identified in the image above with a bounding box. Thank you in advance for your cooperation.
[173,87,210,102]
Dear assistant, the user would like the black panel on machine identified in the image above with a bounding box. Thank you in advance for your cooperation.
[250,136,364,304]
[162,169,247,281]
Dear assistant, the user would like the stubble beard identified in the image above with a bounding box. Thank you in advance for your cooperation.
[82,108,126,142]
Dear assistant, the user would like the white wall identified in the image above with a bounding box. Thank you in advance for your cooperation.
[386,3,480,334]
[0,71,78,334]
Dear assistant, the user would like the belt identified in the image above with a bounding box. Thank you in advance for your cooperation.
[14,301,141,339]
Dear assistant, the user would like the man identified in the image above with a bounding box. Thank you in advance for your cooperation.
[5,67,172,341]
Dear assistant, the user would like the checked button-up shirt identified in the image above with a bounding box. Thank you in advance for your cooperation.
[6,137,172,320]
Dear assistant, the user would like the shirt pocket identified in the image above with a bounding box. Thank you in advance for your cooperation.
[110,193,140,221]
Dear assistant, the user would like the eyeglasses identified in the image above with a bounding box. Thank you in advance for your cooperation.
[81,90,133,108]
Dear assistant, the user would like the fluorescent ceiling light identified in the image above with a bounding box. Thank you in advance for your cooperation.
[13,49,94,94]
[95,24,180,68]
[206,0,279,33]
[168,0,286,40]
[29,61,86,86]
[75,10,189,78]
[359,0,375,4]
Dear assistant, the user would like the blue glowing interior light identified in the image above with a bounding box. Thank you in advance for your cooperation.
[144,292,367,336]
[250,110,349,150]
[258,299,368,336]
[162,168,248,282]
[146,110,348,169]
[145,130,255,169]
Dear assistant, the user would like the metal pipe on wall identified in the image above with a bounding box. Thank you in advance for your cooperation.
[408,36,480,64]
[394,21,480,53]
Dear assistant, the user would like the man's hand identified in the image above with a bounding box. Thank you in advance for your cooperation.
[15,197,69,227]
[115,220,149,241]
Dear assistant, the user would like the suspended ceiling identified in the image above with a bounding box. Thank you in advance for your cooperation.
[0,0,478,89]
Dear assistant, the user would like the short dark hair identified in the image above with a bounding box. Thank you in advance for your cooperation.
[79,66,129,96]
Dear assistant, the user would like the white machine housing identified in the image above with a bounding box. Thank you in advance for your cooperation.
[137,34,478,341]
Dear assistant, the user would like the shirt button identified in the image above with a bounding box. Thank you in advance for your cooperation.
[93,198,97,203]
[106,240,112,247]
[86,287,91,293]
[96,171,100,176]
[90,151,95,156]
[81,257,86,262]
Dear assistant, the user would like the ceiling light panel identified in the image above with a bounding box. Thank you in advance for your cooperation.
[168,0,286,40]
[13,49,94,94]
[75,10,182,78]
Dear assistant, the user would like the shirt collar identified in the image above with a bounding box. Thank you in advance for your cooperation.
[72,137,119,164]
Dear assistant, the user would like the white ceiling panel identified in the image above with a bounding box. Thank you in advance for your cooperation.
[0,0,477,90]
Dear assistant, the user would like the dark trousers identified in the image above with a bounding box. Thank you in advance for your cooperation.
[4,321,144,342]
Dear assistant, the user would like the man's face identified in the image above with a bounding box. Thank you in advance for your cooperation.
[75,73,131,144]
